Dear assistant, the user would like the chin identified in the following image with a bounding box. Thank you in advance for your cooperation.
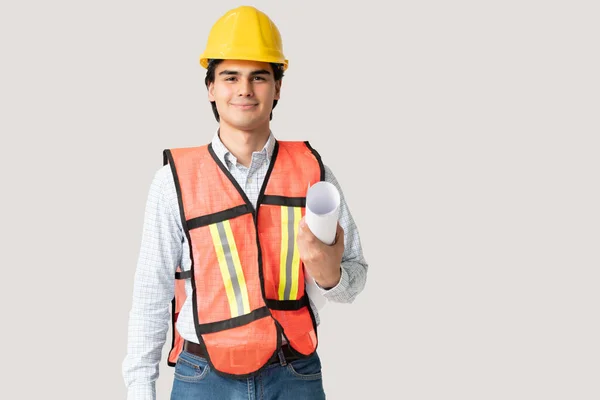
[226,117,269,131]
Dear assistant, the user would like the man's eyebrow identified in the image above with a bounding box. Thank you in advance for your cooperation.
[218,69,271,76]
[249,69,271,76]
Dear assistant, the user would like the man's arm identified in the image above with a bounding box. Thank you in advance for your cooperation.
[122,166,183,400]
[318,164,369,303]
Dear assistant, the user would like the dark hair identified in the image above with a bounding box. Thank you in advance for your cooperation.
[204,59,285,122]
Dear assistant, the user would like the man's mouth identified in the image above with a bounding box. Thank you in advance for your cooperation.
[231,103,258,109]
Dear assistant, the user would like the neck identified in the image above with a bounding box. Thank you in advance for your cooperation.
[218,123,271,167]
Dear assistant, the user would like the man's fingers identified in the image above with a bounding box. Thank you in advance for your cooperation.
[298,217,316,243]
[333,222,344,246]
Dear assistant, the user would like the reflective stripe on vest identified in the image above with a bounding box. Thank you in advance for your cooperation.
[209,220,251,317]
[279,205,302,301]
[164,140,324,377]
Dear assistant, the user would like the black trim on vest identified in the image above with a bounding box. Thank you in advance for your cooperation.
[187,204,253,230]
[255,141,280,306]
[167,297,177,367]
[196,306,271,334]
[175,270,192,280]
[265,295,310,310]
[261,195,306,207]
[207,144,256,213]
[163,149,213,371]
[304,141,325,182]
[165,151,178,367]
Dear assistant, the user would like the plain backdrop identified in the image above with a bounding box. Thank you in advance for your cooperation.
[1,1,599,399]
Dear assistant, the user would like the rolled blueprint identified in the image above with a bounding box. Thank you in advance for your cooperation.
[303,181,341,310]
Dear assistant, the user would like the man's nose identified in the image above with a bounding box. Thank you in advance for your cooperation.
[237,79,253,97]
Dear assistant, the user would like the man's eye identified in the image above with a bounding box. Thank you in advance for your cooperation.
[225,77,236,81]
[253,76,265,81]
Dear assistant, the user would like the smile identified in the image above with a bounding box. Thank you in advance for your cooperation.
[231,104,258,110]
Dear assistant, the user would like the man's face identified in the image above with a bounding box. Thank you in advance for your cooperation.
[208,59,281,132]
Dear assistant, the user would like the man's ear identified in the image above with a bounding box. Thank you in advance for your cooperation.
[274,80,282,100]
[208,82,215,101]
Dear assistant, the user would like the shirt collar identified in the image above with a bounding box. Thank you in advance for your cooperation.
[211,130,276,167]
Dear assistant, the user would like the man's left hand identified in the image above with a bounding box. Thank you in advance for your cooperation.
[296,217,344,289]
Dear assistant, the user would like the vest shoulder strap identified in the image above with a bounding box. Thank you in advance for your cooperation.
[163,145,210,166]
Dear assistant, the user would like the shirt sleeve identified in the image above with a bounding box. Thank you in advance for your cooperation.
[318,164,369,303]
[122,165,183,400]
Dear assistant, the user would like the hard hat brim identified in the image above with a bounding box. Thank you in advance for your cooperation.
[199,55,288,70]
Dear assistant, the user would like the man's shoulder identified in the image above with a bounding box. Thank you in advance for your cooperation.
[155,163,173,181]
[149,164,175,195]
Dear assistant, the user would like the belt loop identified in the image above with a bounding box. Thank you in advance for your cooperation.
[277,348,287,366]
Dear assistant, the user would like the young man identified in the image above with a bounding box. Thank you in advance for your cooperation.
[122,6,368,400]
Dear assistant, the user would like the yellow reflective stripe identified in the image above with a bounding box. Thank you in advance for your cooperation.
[289,207,302,299]
[209,223,238,317]
[279,206,302,301]
[279,206,289,300]
[222,220,250,315]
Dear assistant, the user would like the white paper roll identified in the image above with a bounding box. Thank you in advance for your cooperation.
[305,181,341,245]
[303,181,341,310]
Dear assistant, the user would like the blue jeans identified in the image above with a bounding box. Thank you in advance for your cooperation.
[170,349,326,400]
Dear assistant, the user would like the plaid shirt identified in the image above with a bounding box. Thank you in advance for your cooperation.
[122,132,368,400]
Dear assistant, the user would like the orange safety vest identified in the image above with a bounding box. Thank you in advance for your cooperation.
[162,140,324,378]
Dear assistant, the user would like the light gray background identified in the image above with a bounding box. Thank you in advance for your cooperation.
[1,1,598,399]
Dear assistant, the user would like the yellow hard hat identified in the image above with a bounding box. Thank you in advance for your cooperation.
[199,6,288,70]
